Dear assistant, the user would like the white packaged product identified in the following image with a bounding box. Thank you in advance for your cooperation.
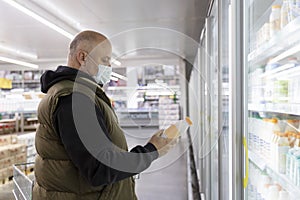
[286,148,297,179]
[296,157,300,186]
[266,185,279,200]
[277,133,290,173]
[278,191,289,200]
[271,119,281,169]
[162,117,192,139]
[289,0,300,21]
[281,0,290,28]
[258,174,271,194]
[292,151,300,184]
[270,5,281,37]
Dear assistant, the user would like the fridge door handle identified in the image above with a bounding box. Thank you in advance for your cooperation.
[243,136,249,189]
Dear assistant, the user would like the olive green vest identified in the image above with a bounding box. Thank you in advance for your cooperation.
[33,78,137,200]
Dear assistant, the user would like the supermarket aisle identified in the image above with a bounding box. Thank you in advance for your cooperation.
[124,127,188,200]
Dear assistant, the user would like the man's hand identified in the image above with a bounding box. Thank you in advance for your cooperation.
[148,130,178,157]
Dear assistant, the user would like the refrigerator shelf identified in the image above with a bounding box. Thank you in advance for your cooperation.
[259,63,300,79]
[248,103,300,116]
[248,150,300,200]
[248,150,267,171]
[265,167,300,200]
[248,17,300,65]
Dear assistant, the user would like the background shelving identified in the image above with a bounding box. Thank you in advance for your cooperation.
[158,97,180,129]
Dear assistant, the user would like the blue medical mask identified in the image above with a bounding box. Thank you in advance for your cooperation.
[93,64,112,85]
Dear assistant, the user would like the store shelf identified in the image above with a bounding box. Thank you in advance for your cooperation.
[249,150,300,199]
[107,85,180,91]
[109,96,128,101]
[116,109,159,127]
[248,103,300,116]
[260,64,300,79]
[248,17,300,65]
[12,80,23,84]
[23,125,38,131]
[248,150,267,171]
[13,80,39,83]
[265,166,300,200]
[117,109,158,113]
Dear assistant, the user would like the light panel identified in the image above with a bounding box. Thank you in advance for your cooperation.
[0,56,38,69]
[110,76,119,81]
[111,72,128,81]
[0,44,37,59]
[2,0,74,39]
[111,59,121,66]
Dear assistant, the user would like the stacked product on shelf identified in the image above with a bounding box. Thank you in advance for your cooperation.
[248,57,300,109]
[254,1,300,51]
[0,119,16,135]
[248,116,300,196]
[0,91,43,133]
[0,134,26,182]
[18,132,36,169]
[248,1,300,199]
[286,132,300,187]
[144,65,180,86]
[158,97,180,129]
[248,162,290,200]
[4,70,44,90]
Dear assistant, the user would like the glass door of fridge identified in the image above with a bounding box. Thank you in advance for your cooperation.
[197,0,231,199]
[208,3,220,200]
[244,0,300,199]
[197,4,219,200]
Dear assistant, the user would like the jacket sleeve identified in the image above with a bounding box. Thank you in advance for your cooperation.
[53,93,159,187]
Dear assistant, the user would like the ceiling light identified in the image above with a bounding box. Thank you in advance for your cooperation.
[0,56,38,69]
[110,76,119,81]
[38,0,85,30]
[2,0,74,39]
[111,72,128,81]
[0,44,37,59]
[111,59,121,66]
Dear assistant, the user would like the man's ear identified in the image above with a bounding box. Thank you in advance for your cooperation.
[77,51,87,66]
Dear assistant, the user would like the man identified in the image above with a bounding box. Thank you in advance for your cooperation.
[33,30,176,200]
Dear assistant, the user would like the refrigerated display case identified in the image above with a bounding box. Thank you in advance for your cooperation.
[191,0,230,199]
[244,0,300,199]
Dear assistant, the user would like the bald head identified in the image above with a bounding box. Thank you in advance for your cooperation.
[69,30,107,57]
[67,30,112,74]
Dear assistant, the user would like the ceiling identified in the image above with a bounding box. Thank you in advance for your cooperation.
[0,0,209,70]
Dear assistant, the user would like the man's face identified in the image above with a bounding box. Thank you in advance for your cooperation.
[85,40,112,76]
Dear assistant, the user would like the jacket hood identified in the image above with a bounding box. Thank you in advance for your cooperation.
[41,66,96,93]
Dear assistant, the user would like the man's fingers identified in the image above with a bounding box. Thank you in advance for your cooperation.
[150,129,180,157]
[155,129,164,137]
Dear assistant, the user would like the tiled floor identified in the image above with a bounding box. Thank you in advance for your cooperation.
[0,172,34,200]
[0,181,14,200]
[125,127,188,200]
[0,127,188,200]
